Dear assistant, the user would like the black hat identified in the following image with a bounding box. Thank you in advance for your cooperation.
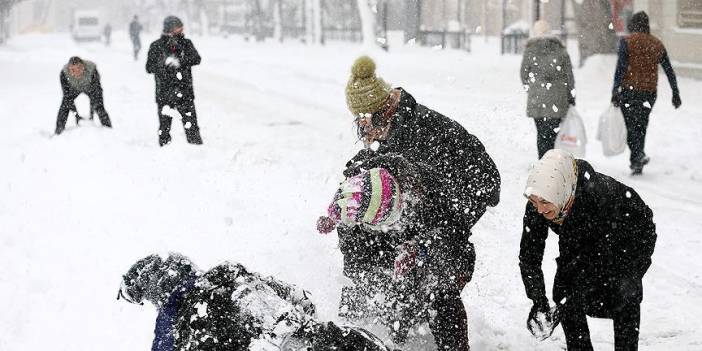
[163,15,183,34]
[628,11,650,34]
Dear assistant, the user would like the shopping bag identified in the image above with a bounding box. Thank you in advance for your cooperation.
[597,105,627,156]
[555,107,587,157]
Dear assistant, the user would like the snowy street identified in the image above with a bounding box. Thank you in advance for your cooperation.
[1,31,702,350]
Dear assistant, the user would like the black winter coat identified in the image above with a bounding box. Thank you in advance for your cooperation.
[519,160,656,317]
[339,89,500,281]
[146,35,201,105]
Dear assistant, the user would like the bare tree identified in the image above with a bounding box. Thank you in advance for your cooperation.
[0,0,22,44]
[357,0,376,48]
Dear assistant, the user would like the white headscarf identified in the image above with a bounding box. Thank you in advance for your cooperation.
[524,149,578,213]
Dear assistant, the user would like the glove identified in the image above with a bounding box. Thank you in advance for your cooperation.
[527,299,557,341]
[393,241,418,280]
[672,93,682,109]
[316,216,336,235]
[343,148,377,177]
[611,93,621,108]
[568,96,576,106]
[165,56,181,68]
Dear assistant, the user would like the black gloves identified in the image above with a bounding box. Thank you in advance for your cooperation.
[529,298,550,319]
[611,93,621,108]
[672,93,682,109]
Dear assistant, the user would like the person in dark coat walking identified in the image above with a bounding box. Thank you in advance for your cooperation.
[103,23,112,46]
[146,16,203,146]
[611,11,681,175]
[519,149,657,351]
[117,253,397,351]
[520,20,576,159]
[55,56,112,135]
[129,15,143,60]
[330,56,501,351]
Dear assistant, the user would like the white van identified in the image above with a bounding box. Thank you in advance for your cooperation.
[72,11,102,41]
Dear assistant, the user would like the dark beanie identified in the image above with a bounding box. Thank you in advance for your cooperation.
[628,11,650,34]
[163,16,183,34]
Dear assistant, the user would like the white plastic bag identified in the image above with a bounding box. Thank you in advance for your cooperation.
[555,107,587,157]
[596,105,627,156]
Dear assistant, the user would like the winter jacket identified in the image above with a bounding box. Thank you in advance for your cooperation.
[339,88,499,280]
[519,160,656,317]
[520,37,575,119]
[61,60,100,96]
[372,88,501,227]
[149,262,316,351]
[146,35,201,105]
[612,33,679,95]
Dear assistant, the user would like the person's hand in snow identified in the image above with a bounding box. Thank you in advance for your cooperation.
[165,55,181,68]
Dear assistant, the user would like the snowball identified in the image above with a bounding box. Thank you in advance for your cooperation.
[176,72,183,80]
[625,191,632,198]
[184,121,192,129]
[643,101,652,109]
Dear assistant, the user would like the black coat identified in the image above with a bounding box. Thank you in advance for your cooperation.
[339,88,500,281]
[519,160,656,317]
[146,35,201,105]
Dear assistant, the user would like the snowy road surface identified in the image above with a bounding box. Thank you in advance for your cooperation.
[1,32,701,350]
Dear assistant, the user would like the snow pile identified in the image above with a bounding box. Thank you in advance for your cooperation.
[1,32,701,350]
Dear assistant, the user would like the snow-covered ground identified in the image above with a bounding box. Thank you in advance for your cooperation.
[1,32,701,350]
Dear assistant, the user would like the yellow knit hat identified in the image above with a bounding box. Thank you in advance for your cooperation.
[345,56,391,117]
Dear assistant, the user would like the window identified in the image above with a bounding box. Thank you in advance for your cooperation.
[79,17,99,26]
[678,0,702,28]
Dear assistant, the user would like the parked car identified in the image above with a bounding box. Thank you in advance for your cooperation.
[72,11,102,42]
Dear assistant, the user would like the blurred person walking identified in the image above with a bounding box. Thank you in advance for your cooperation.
[129,15,143,60]
[520,20,576,159]
[611,11,681,175]
[103,23,112,46]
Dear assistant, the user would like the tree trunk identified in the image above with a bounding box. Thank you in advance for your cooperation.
[272,0,282,42]
[571,0,618,67]
[357,0,376,48]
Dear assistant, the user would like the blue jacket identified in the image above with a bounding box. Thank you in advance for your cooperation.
[151,279,195,351]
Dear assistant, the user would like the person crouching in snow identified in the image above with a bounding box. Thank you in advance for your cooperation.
[317,155,481,350]
[55,56,112,135]
[117,252,397,351]
[519,149,657,350]
[146,16,203,146]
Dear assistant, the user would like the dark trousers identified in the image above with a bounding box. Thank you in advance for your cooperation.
[131,37,141,60]
[620,91,657,166]
[428,287,470,351]
[157,102,203,146]
[561,301,641,351]
[534,117,562,159]
[337,226,472,350]
[56,90,111,134]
